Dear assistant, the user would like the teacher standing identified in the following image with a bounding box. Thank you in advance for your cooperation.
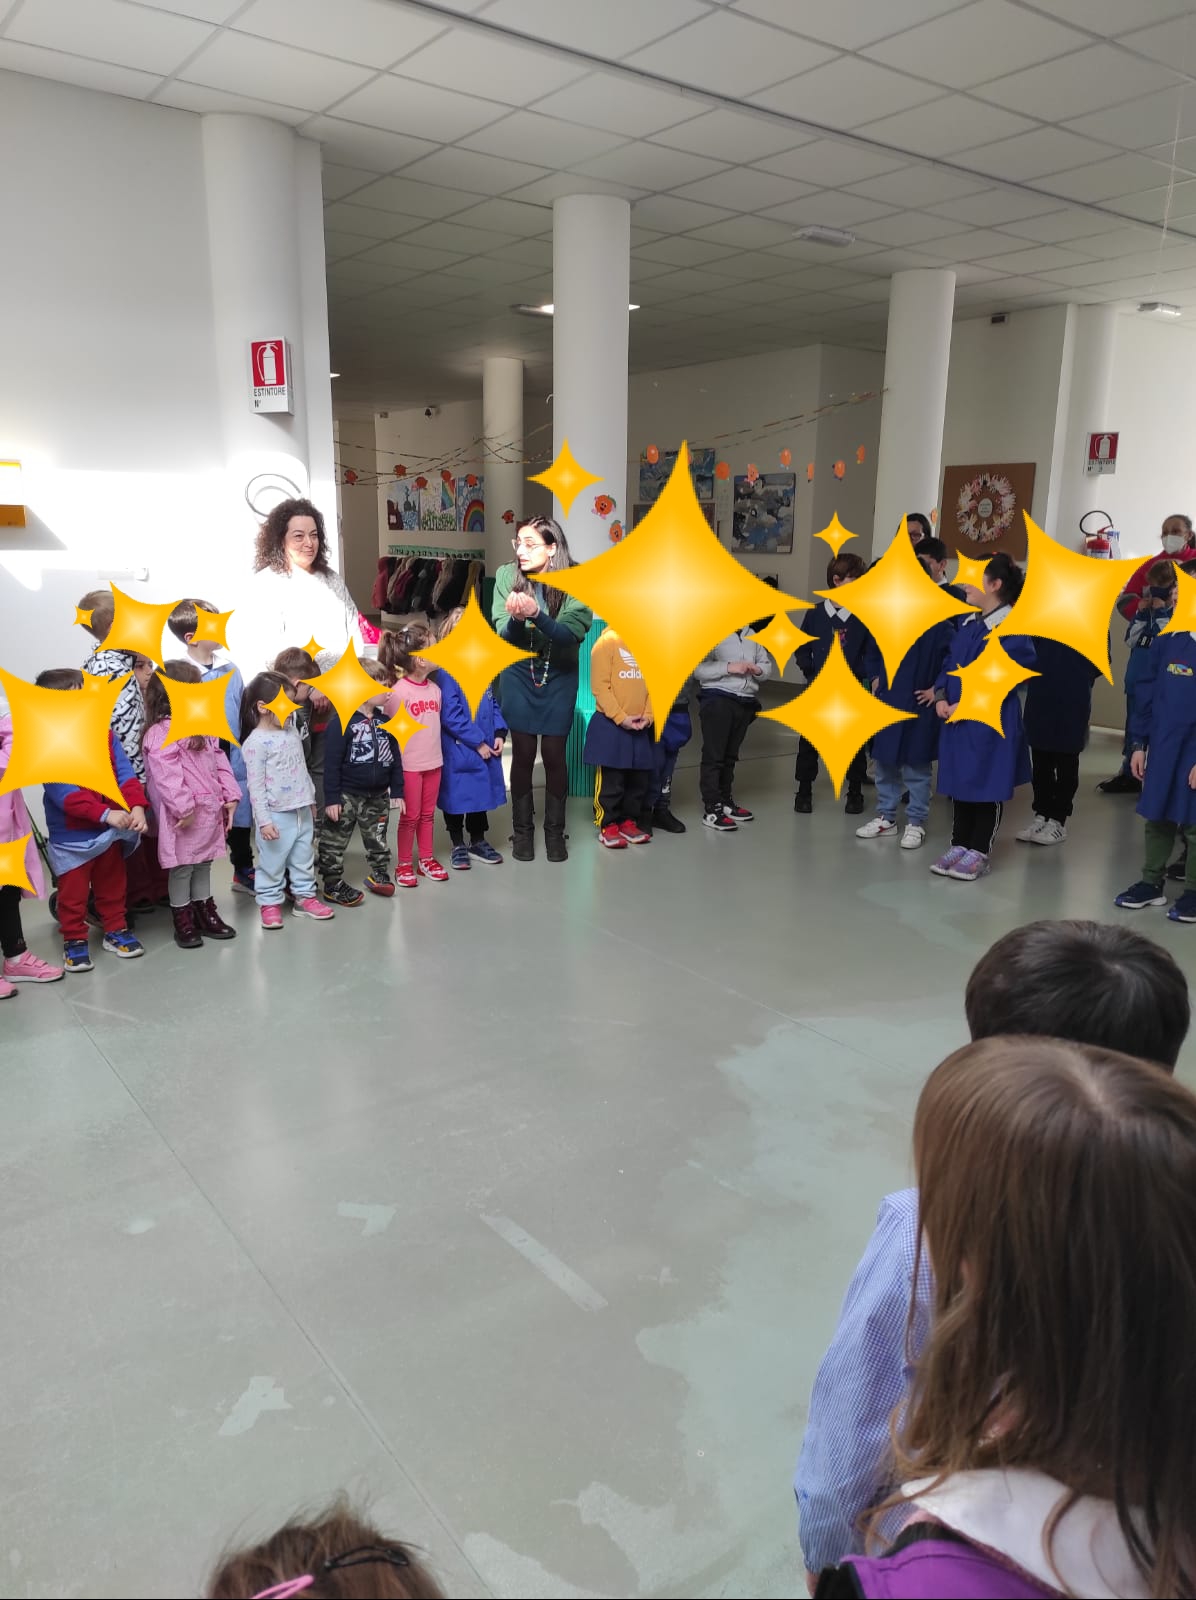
[491,516,592,863]
[236,498,364,671]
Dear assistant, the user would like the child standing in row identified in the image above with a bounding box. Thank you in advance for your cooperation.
[319,659,404,905]
[585,626,654,849]
[794,554,871,815]
[433,606,506,870]
[1017,638,1099,848]
[241,671,335,930]
[380,626,445,887]
[38,667,148,971]
[858,616,955,851]
[0,714,63,996]
[644,686,692,835]
[695,628,772,832]
[141,662,241,950]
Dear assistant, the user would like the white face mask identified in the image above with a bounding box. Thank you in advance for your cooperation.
[1162,533,1187,554]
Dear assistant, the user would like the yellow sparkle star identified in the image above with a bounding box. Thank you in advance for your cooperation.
[751,611,815,676]
[819,522,975,684]
[534,442,807,733]
[190,608,234,650]
[951,550,991,592]
[0,834,35,895]
[302,636,324,659]
[994,514,1141,681]
[379,699,426,754]
[302,646,379,729]
[157,671,240,746]
[529,438,603,519]
[73,605,94,630]
[762,636,915,797]
[0,668,132,807]
[814,513,856,559]
[263,686,302,727]
[418,589,534,718]
[1160,566,1196,636]
[103,584,182,662]
[948,636,1040,735]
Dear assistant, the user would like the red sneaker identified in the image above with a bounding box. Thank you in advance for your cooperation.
[396,865,418,889]
[619,819,651,845]
[418,856,449,882]
[600,823,628,849]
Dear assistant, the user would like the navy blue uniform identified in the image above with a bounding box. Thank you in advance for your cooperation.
[1023,638,1098,824]
[795,601,873,795]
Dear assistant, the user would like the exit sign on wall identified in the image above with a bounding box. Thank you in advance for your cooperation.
[249,339,293,414]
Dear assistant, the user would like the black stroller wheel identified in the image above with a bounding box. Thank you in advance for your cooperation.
[48,890,58,922]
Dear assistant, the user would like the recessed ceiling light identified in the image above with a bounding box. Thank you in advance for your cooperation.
[329,371,341,378]
[511,302,639,317]
[795,225,856,248]
[1137,301,1181,318]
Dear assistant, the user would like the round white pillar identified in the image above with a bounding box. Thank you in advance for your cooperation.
[871,268,956,554]
[483,355,524,572]
[1053,304,1117,550]
[552,194,631,560]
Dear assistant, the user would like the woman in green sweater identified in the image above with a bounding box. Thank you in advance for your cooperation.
[491,517,593,862]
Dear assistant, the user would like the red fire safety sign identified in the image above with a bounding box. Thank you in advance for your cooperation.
[1086,432,1119,475]
[250,339,293,414]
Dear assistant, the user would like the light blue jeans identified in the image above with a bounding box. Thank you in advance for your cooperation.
[254,808,317,906]
[875,761,933,827]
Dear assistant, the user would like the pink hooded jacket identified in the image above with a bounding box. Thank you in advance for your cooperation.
[142,722,240,868]
[0,716,44,899]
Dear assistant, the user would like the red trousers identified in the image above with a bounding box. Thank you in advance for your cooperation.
[57,843,129,939]
[125,829,169,905]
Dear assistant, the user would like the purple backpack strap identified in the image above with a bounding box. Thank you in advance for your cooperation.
[825,1527,1056,1600]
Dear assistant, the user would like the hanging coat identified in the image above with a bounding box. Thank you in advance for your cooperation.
[863,621,954,767]
[935,610,1036,803]
[1023,638,1099,754]
[434,669,508,814]
[1130,630,1196,826]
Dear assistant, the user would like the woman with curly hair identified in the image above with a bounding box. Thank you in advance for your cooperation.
[235,498,364,671]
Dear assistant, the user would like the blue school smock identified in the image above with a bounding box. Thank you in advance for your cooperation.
[201,660,251,828]
[795,601,872,682]
[863,621,954,768]
[935,609,1036,803]
[1129,631,1196,826]
[1124,605,1172,709]
[1022,638,1099,754]
[583,712,655,770]
[433,668,508,815]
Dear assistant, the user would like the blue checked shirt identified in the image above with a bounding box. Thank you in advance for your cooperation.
[795,1188,932,1574]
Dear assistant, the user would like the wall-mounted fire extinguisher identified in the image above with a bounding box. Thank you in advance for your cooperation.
[1080,509,1121,559]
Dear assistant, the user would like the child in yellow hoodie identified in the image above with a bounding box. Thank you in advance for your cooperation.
[584,628,654,849]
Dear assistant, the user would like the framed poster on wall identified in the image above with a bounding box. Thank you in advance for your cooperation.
[939,462,1036,560]
[732,473,796,554]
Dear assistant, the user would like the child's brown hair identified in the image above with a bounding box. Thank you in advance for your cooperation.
[1148,559,1176,590]
[273,648,319,685]
[142,660,203,750]
[361,657,392,686]
[77,588,114,643]
[206,1499,443,1598]
[168,598,218,643]
[826,553,866,586]
[435,606,465,644]
[35,667,84,690]
[378,624,432,679]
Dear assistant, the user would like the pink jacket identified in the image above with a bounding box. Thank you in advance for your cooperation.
[0,716,44,900]
[142,721,241,868]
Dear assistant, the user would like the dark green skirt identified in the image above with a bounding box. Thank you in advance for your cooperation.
[497,660,580,737]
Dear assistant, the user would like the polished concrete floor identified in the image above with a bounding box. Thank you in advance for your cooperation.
[4,718,1191,1599]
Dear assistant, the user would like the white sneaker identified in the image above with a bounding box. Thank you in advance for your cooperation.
[900,824,926,850]
[856,816,897,839]
[1034,819,1067,846]
[1016,815,1047,842]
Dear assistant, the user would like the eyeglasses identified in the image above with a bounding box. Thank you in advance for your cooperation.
[512,538,547,552]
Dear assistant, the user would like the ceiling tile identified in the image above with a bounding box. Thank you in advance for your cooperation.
[440,257,537,284]
[1038,153,1178,202]
[634,235,742,266]
[732,0,967,49]
[505,171,647,204]
[864,1,1088,88]
[708,276,806,302]
[321,201,416,240]
[914,228,1033,261]
[6,0,212,74]
[1103,183,1196,223]
[856,97,1036,157]
[1064,90,1196,150]
[1144,136,1196,176]
[1070,226,1172,257]
[650,108,812,163]
[668,168,816,212]
[155,80,310,121]
[488,237,554,267]
[923,187,1065,225]
[571,144,730,189]
[763,235,886,264]
[182,33,378,110]
[959,128,1119,181]
[637,265,746,295]
[1118,15,1196,67]
[391,27,586,105]
[854,210,969,246]
[973,43,1182,121]
[691,245,801,277]
[629,259,687,282]
[301,117,440,172]
[996,207,1142,242]
[973,243,1090,273]
[232,0,448,68]
[0,39,160,96]
[323,228,379,261]
[124,0,241,17]
[341,175,485,218]
[630,194,736,231]
[397,147,550,195]
[753,56,936,129]
[686,217,802,248]
[326,259,418,290]
[321,164,378,202]
[402,220,519,254]
[632,10,837,96]
[448,198,553,235]
[846,166,985,207]
[481,0,711,54]
[1035,260,1126,286]
[753,139,906,187]
[457,110,628,167]
[761,190,900,227]
[357,240,470,270]
[330,74,507,141]
[529,71,701,137]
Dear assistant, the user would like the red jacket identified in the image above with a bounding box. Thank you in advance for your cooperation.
[1121,545,1196,619]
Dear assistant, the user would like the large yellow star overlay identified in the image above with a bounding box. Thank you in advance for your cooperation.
[302,636,324,660]
[262,686,302,727]
[995,514,1140,681]
[762,636,915,796]
[380,699,426,754]
[948,637,1040,735]
[302,647,379,729]
[0,669,131,806]
[952,550,991,592]
[157,671,239,746]
[529,438,603,519]
[814,513,856,559]
[190,607,234,649]
[751,611,815,676]
[533,442,807,733]
[0,834,35,895]
[418,589,534,718]
[820,519,975,683]
[1161,566,1196,636]
[103,585,181,662]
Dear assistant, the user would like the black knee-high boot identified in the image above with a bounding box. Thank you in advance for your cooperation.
[544,792,569,863]
[511,792,535,862]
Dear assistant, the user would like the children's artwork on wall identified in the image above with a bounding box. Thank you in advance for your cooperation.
[732,473,796,554]
[638,446,715,504]
[387,481,421,532]
[420,479,456,533]
[940,462,1036,560]
[632,501,715,530]
[456,474,485,533]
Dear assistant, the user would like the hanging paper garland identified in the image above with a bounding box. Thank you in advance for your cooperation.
[502,509,515,524]
[745,463,760,485]
[440,468,453,483]
[715,460,731,481]
[856,445,866,465]
[466,474,478,488]
[593,493,615,518]
[956,472,1015,544]
[609,521,625,543]
[807,463,815,483]
[414,476,428,489]
[395,464,406,477]
[833,461,846,480]
[344,468,358,485]
[779,448,792,468]
[645,444,660,464]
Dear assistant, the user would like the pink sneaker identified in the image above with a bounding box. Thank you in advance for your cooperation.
[0,976,15,1000]
[4,950,65,984]
[260,905,284,931]
[293,895,335,921]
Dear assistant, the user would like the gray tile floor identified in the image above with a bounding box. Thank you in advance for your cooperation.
[4,719,1192,1600]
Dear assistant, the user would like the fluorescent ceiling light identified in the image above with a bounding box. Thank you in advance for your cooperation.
[794,225,856,247]
[1137,301,1181,318]
[511,303,639,317]
[329,371,341,377]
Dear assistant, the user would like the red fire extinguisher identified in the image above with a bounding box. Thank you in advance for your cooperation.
[1080,509,1120,558]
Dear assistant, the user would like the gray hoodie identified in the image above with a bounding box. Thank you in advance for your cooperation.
[694,630,774,700]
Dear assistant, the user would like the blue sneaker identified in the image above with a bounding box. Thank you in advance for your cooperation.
[63,938,93,973]
[469,839,503,865]
[449,844,472,871]
[102,929,144,959]
[1115,880,1168,910]
[1169,891,1196,923]
[231,867,256,895]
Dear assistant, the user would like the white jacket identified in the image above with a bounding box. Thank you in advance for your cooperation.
[694,630,773,700]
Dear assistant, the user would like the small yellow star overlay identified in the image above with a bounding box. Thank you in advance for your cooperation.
[379,699,426,754]
[534,442,807,733]
[262,686,302,727]
[190,608,234,649]
[0,834,35,895]
[762,636,914,796]
[952,550,991,592]
[302,647,379,728]
[418,590,534,718]
[814,513,856,559]
[529,438,603,518]
[102,585,181,662]
[994,514,1140,681]
[751,611,815,676]
[1161,566,1196,636]
[0,668,132,806]
[73,606,94,630]
[157,671,239,746]
[819,518,974,683]
[302,636,324,659]
[948,636,1040,735]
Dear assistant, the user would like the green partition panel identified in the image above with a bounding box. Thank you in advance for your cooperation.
[566,617,603,802]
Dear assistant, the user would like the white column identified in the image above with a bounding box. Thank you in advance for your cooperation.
[295,134,339,564]
[1052,304,1117,550]
[483,355,524,572]
[871,268,956,554]
[552,194,631,560]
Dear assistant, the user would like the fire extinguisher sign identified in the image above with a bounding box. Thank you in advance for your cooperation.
[249,339,293,414]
